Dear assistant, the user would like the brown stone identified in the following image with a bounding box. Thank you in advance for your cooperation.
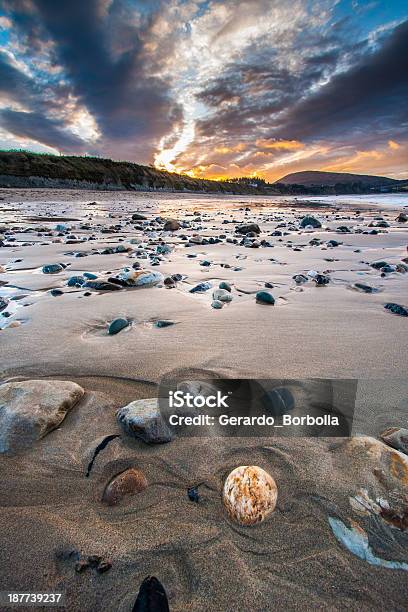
[102,468,147,505]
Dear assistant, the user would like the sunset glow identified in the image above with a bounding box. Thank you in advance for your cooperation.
[0,1,406,181]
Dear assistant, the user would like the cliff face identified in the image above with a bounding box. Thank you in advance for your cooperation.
[0,151,268,194]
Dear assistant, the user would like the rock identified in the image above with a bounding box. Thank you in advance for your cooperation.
[188,486,200,503]
[132,213,147,221]
[133,576,169,612]
[84,280,123,291]
[154,320,174,328]
[117,269,163,288]
[313,273,330,286]
[163,219,181,231]
[96,560,112,574]
[211,300,223,309]
[293,274,308,284]
[370,260,389,270]
[262,387,295,416]
[156,244,172,255]
[42,263,64,274]
[256,291,275,305]
[108,318,130,335]
[50,289,63,297]
[300,215,321,228]
[0,380,84,452]
[102,468,147,505]
[396,212,408,223]
[236,223,260,235]
[350,282,377,293]
[83,272,97,280]
[67,275,85,287]
[212,288,233,302]
[116,398,172,444]
[384,303,408,317]
[219,281,231,292]
[0,296,8,312]
[223,465,278,525]
[380,428,408,455]
[190,281,212,293]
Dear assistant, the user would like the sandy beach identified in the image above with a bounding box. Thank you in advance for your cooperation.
[0,188,407,611]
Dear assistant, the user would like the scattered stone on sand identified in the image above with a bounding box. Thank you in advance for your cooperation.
[223,465,278,525]
[256,290,275,305]
[133,576,170,612]
[300,215,321,228]
[132,213,147,221]
[154,320,174,328]
[190,281,212,293]
[102,468,148,505]
[293,274,308,284]
[108,318,130,335]
[219,281,231,292]
[396,212,407,223]
[116,398,172,444]
[187,486,200,503]
[84,280,123,291]
[213,288,233,302]
[350,282,377,293]
[42,263,64,274]
[163,218,181,231]
[313,273,330,286]
[211,300,223,309]
[370,260,389,270]
[50,288,63,296]
[236,223,260,235]
[384,303,408,317]
[0,296,8,311]
[117,269,163,288]
[380,428,408,455]
[0,380,84,452]
[262,387,295,416]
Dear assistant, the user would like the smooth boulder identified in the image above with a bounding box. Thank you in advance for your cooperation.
[116,398,172,444]
[256,290,275,305]
[0,380,84,452]
[300,216,321,229]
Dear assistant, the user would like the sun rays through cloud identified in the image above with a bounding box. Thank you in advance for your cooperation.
[0,0,407,180]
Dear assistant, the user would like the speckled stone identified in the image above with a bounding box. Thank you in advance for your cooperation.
[223,465,277,525]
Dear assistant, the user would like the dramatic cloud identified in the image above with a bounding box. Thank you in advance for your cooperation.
[0,0,406,179]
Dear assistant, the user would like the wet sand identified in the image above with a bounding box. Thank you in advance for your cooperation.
[0,188,407,611]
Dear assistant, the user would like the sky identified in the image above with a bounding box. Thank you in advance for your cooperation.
[0,0,407,182]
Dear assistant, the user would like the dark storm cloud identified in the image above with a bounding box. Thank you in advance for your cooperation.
[196,19,408,148]
[0,108,86,150]
[276,19,408,140]
[0,50,88,151]
[0,0,181,159]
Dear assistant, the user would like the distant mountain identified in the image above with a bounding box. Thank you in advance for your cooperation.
[275,170,402,187]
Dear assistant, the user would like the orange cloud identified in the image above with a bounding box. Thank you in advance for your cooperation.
[256,139,305,150]
[388,139,400,150]
[214,143,247,154]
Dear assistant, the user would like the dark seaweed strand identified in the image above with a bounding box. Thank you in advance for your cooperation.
[85,435,120,477]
